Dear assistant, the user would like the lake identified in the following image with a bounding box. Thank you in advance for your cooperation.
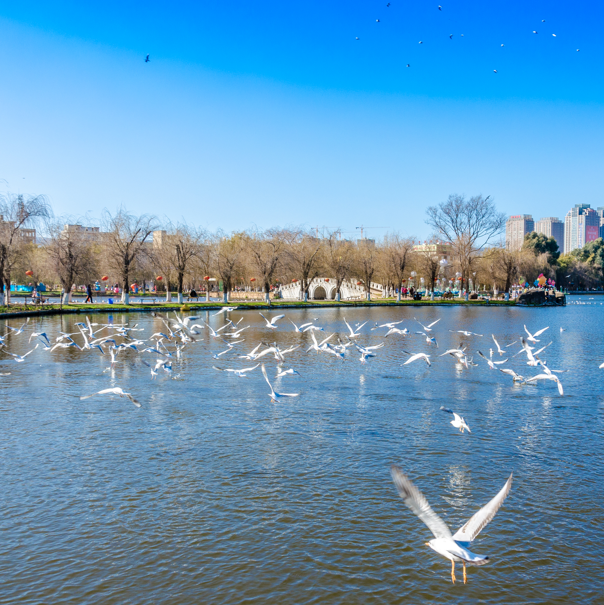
[1,299,603,604]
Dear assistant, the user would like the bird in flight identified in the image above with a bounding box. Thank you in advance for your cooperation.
[145,54,150,63]
[390,466,513,584]
[438,5,442,10]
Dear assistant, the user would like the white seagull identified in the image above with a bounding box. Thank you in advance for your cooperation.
[440,407,471,433]
[492,335,505,355]
[414,318,441,332]
[4,343,38,362]
[390,466,513,584]
[213,364,259,378]
[261,364,299,402]
[402,351,431,367]
[499,368,525,383]
[344,318,367,338]
[259,313,285,329]
[524,325,549,343]
[477,350,507,369]
[449,330,483,337]
[276,368,300,378]
[80,387,141,407]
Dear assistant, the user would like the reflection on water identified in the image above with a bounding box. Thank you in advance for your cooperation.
[1,300,604,604]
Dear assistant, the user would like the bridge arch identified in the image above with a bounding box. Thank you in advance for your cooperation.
[313,285,327,300]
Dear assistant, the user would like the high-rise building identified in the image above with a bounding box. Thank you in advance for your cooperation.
[564,204,600,253]
[505,215,534,251]
[597,207,604,239]
[534,217,564,253]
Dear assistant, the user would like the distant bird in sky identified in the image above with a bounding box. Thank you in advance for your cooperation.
[406,64,410,67]
[386,2,391,6]
[438,5,442,10]
[419,40,423,44]
[577,49,580,51]
[356,37,360,40]
[542,19,546,22]
[501,44,505,47]
[533,31,538,34]
[493,70,498,73]
[145,54,150,63]
[552,34,557,37]
[376,19,380,22]
[449,34,453,39]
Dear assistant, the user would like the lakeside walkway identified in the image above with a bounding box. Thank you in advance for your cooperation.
[0,299,516,319]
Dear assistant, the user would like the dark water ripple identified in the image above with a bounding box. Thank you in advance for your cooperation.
[1,299,604,603]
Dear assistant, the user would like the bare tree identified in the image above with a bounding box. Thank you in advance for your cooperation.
[47,221,99,303]
[0,193,52,305]
[426,194,505,300]
[285,230,323,302]
[355,240,378,301]
[325,232,355,302]
[214,232,246,303]
[154,223,203,303]
[416,240,441,300]
[102,208,157,304]
[247,229,292,304]
[382,233,414,301]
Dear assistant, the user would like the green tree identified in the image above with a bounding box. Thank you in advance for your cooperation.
[522,232,560,261]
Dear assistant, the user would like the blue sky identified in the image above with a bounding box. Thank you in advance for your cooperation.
[1,1,602,240]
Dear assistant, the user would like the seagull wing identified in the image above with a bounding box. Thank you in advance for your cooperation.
[427,319,441,329]
[533,327,549,338]
[270,314,285,325]
[390,465,452,540]
[344,318,354,336]
[440,406,454,414]
[452,474,513,543]
[125,394,141,407]
[261,364,275,397]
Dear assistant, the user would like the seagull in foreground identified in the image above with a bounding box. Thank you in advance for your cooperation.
[385,327,409,337]
[477,350,507,369]
[29,331,50,345]
[261,364,299,402]
[414,318,440,332]
[402,351,431,366]
[440,407,471,433]
[390,465,513,584]
[524,325,549,343]
[4,343,38,362]
[80,387,141,407]
[259,313,285,329]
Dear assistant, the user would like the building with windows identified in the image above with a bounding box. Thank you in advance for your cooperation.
[534,217,564,253]
[505,215,534,251]
[564,204,600,254]
[597,207,604,239]
[412,242,452,262]
[0,215,37,244]
[62,224,102,242]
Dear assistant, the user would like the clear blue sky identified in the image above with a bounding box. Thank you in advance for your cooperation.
[1,1,602,240]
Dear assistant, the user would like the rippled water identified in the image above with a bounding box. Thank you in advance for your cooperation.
[1,299,604,604]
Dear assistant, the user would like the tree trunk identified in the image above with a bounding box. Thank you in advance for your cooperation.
[177,272,184,303]
[336,291,341,302]
[304,291,308,302]
[223,290,228,303]
[397,289,401,302]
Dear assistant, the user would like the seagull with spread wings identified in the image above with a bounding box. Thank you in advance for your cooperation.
[390,465,513,584]
[261,364,299,402]
[80,387,141,407]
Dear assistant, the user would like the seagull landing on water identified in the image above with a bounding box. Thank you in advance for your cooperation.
[390,466,512,584]
[80,387,141,407]
[441,407,471,433]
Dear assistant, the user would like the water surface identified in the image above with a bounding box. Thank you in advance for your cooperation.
[1,301,603,604]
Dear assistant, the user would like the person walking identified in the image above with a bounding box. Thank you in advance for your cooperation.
[85,284,93,303]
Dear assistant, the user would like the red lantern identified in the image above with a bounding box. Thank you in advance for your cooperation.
[204,276,210,281]
[25,270,33,276]
[356,281,362,286]
[156,276,163,281]
[325,278,330,282]
[250,277,256,282]
[101,275,109,281]
[292,279,298,283]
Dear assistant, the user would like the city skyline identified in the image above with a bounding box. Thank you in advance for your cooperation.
[1,1,603,240]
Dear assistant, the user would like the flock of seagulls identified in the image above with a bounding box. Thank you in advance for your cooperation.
[354,3,582,71]
[1,308,600,585]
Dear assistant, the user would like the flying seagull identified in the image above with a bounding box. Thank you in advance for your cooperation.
[261,364,299,403]
[390,466,513,584]
[80,387,141,407]
[440,407,471,433]
[259,313,285,329]
[145,54,150,62]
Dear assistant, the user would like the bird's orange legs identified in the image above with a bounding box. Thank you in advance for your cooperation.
[451,560,456,583]
[463,561,467,584]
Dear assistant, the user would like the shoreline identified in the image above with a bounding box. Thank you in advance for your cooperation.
[0,299,518,319]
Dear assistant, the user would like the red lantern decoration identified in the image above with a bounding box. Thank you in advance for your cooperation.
[101,275,109,281]
[357,281,362,286]
[292,279,298,283]
[204,276,210,281]
[156,276,163,281]
[25,270,33,276]
[325,278,329,282]
[250,277,256,282]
